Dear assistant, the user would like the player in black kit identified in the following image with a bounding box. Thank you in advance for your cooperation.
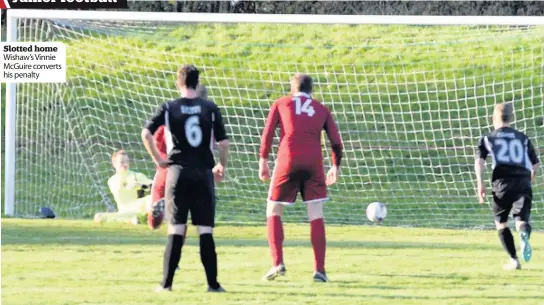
[475,102,540,270]
[142,65,229,292]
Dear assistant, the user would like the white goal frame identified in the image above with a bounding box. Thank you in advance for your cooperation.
[4,9,544,216]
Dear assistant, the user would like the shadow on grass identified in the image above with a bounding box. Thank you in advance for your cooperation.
[235,281,544,299]
[1,220,497,251]
[234,289,544,300]
[372,272,544,280]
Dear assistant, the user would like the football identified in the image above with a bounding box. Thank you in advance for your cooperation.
[147,199,165,230]
[366,202,387,223]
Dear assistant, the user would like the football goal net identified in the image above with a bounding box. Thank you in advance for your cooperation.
[4,10,543,228]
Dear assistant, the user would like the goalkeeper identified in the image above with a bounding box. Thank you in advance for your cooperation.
[94,150,154,223]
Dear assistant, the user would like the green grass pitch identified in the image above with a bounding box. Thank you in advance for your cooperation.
[2,218,544,305]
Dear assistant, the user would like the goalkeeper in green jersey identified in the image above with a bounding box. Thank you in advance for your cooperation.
[94,150,154,223]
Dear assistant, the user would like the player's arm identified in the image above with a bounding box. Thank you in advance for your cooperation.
[259,102,279,160]
[214,106,229,166]
[527,139,540,182]
[153,125,167,158]
[213,106,229,181]
[142,104,168,168]
[323,109,343,186]
[475,158,486,190]
[475,136,488,203]
[324,110,344,168]
[258,102,280,180]
[136,172,154,188]
[531,163,540,183]
[132,172,153,198]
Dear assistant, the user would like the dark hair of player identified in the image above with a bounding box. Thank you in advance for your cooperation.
[291,73,313,94]
[177,64,200,90]
[494,102,514,124]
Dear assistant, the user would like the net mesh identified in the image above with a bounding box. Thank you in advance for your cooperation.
[11,18,544,228]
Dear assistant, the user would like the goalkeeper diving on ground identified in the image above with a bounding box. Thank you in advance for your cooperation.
[94,150,153,224]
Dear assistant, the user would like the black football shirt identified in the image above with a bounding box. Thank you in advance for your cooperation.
[145,97,228,169]
[476,126,539,182]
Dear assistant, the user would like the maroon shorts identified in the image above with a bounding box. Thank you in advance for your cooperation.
[268,162,328,204]
[151,168,167,203]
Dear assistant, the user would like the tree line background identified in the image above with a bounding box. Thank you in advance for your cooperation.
[1,1,544,21]
[128,1,543,15]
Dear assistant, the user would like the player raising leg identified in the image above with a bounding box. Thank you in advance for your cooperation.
[475,102,539,270]
[259,73,343,282]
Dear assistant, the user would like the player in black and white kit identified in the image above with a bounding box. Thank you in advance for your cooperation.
[475,102,540,270]
[142,65,229,292]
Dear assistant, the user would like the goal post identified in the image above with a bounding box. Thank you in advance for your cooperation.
[4,10,544,228]
[4,12,18,217]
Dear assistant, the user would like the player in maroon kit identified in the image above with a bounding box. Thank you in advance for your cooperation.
[148,85,209,230]
[146,124,169,229]
[259,73,343,282]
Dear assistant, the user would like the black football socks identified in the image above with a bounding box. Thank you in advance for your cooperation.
[200,233,220,290]
[498,227,517,259]
[161,234,185,289]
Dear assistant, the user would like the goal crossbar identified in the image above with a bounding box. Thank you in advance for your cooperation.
[7,9,544,25]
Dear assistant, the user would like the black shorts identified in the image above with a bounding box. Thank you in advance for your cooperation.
[491,178,532,223]
[165,165,216,227]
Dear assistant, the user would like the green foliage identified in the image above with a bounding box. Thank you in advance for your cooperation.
[127,1,544,16]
